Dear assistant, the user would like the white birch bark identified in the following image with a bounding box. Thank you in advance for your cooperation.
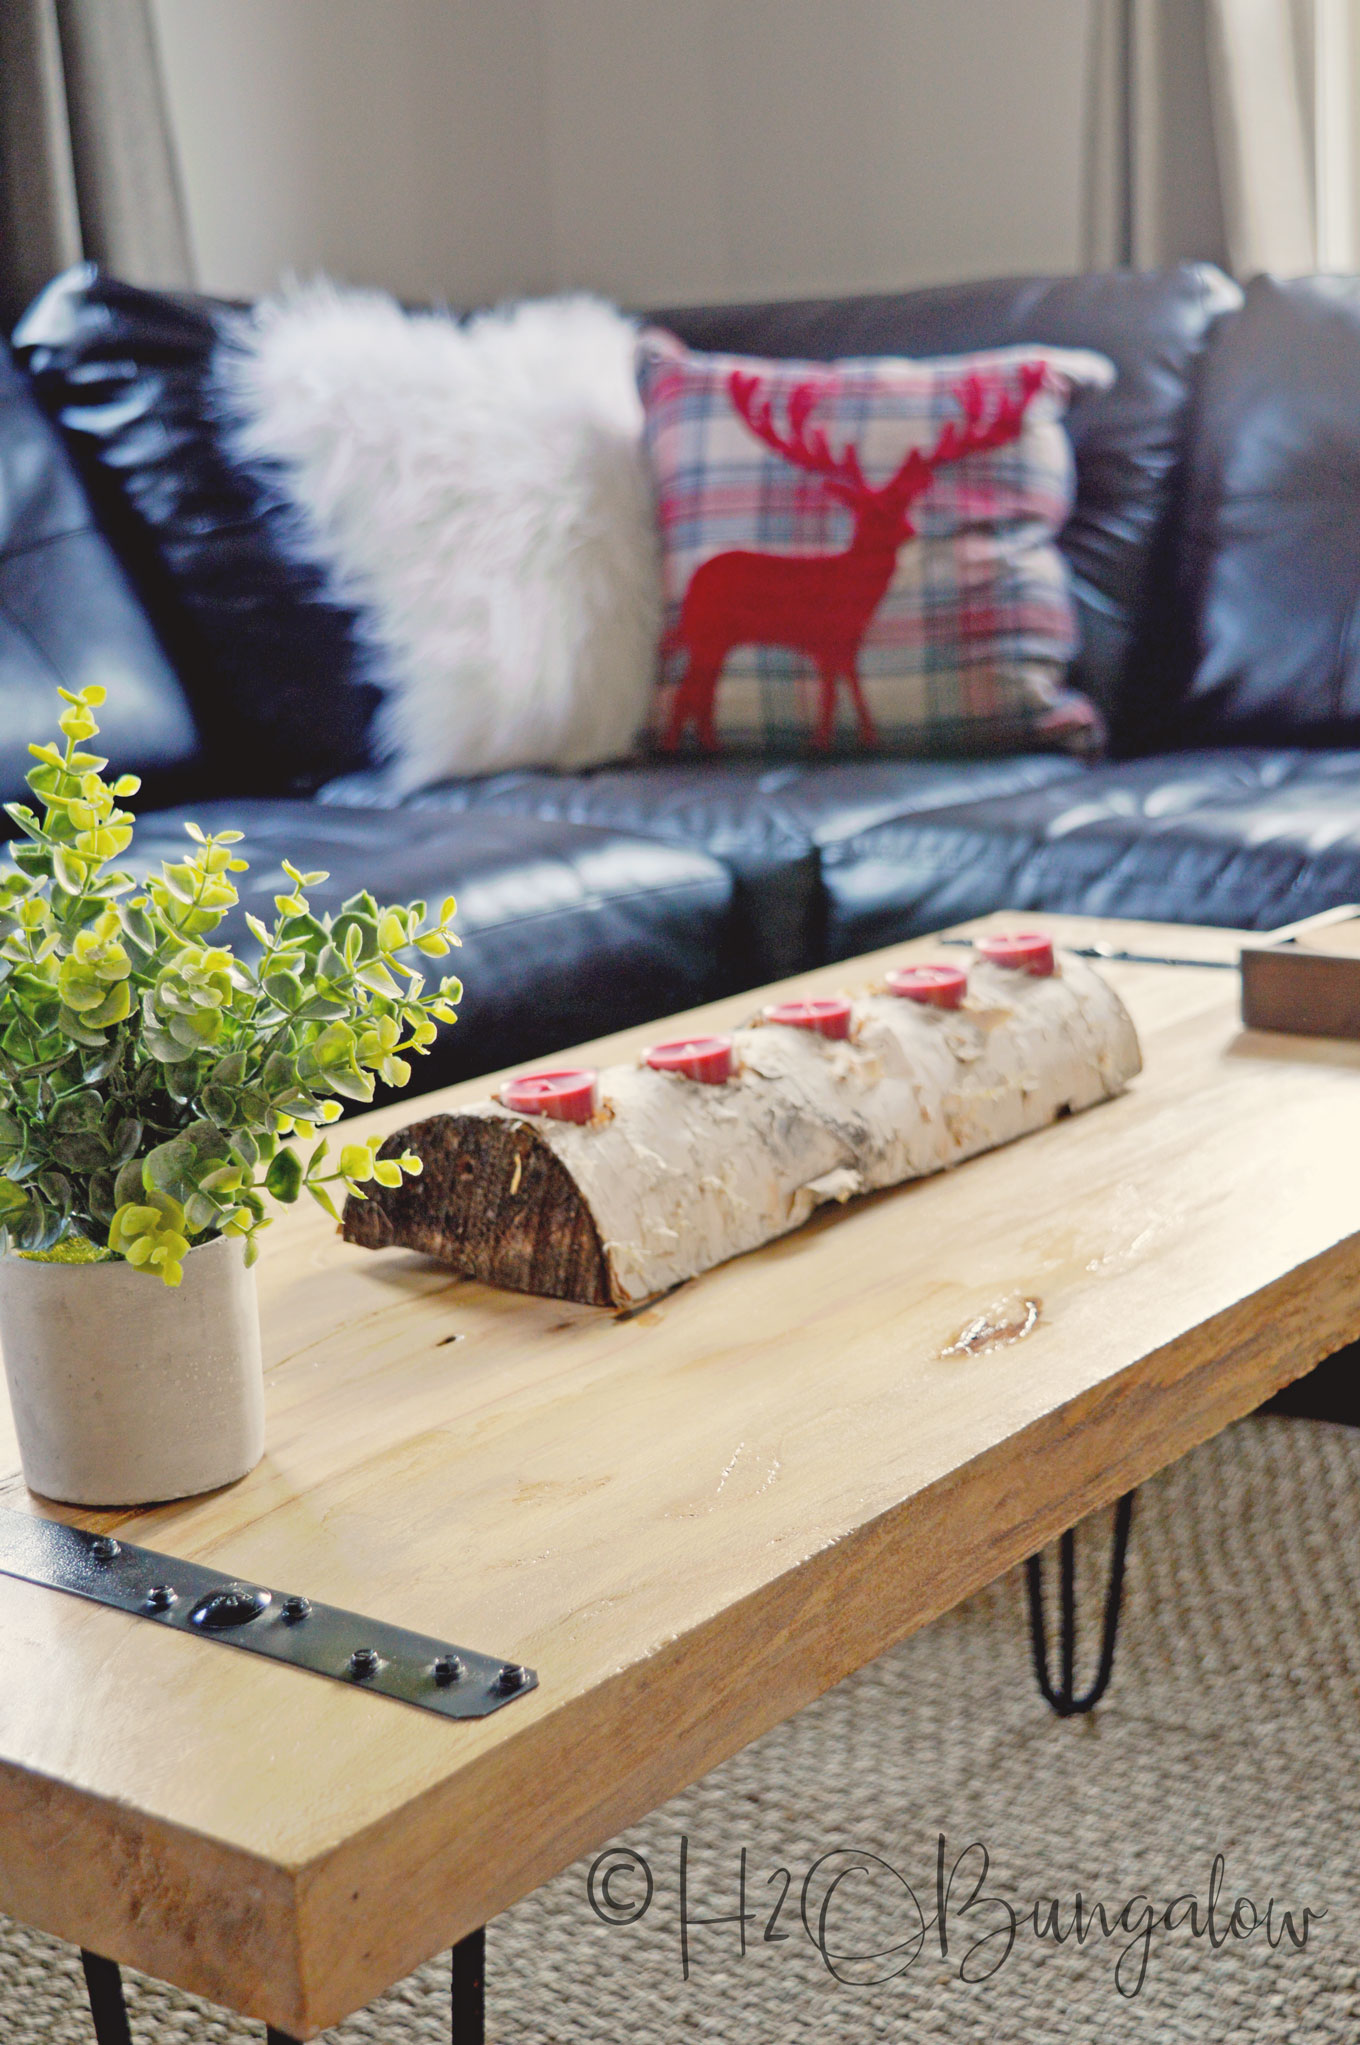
[474,951,1141,1304]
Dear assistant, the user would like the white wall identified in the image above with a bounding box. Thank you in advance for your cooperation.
[152,0,555,304]
[535,0,1094,305]
[154,0,1113,308]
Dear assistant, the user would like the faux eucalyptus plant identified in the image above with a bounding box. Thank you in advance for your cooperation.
[0,687,461,1284]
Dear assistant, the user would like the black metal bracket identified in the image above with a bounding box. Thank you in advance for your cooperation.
[1025,1490,1136,1716]
[0,1506,536,1722]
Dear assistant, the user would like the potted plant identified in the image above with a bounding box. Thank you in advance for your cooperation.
[0,686,461,1507]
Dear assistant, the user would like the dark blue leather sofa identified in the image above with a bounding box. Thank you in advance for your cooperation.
[9,259,1360,1108]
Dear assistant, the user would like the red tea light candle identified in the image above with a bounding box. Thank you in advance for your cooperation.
[644,1034,734,1084]
[763,996,853,1041]
[977,931,1055,977]
[500,1068,599,1124]
[886,963,967,1010]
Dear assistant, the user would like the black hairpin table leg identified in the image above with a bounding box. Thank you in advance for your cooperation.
[451,1925,486,2045]
[80,1952,133,2045]
[1026,1490,1136,1716]
[81,1928,485,2041]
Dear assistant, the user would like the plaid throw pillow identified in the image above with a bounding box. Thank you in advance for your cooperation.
[638,330,1114,759]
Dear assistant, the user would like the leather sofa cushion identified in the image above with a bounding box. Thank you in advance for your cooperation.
[127,801,735,1091]
[0,338,200,807]
[816,750,1360,957]
[11,267,379,797]
[1177,275,1360,748]
[323,752,1085,982]
[654,265,1242,752]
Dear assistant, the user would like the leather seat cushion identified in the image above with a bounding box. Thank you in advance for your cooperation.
[323,753,1086,981]
[129,801,735,1091]
[653,265,1242,749]
[0,339,201,807]
[817,750,1360,957]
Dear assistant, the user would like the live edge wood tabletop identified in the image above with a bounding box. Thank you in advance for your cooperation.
[0,911,1358,2037]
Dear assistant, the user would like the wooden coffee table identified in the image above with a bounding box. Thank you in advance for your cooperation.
[2,912,1359,2040]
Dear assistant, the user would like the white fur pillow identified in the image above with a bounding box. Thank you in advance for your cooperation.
[215,284,661,789]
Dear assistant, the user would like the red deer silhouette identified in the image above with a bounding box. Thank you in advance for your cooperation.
[660,362,1048,751]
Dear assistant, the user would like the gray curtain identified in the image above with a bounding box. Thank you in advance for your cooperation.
[1203,0,1318,276]
[1081,1,1232,276]
[0,0,195,331]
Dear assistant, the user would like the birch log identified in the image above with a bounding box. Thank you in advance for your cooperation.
[343,952,1141,1306]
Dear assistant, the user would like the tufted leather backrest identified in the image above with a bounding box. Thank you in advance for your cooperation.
[1175,273,1360,750]
[0,337,201,807]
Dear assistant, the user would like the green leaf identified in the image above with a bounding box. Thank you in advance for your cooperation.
[142,1134,197,1199]
[167,1008,221,1050]
[159,861,200,905]
[307,1182,343,1223]
[117,902,156,951]
[56,1005,114,1049]
[109,1116,142,1167]
[262,970,305,1010]
[36,1168,72,1209]
[52,848,87,894]
[84,982,131,1029]
[142,1024,195,1064]
[50,1132,109,1173]
[200,1086,236,1125]
[357,959,400,997]
[51,1090,103,1131]
[323,1068,375,1103]
[264,1147,304,1203]
[183,1191,220,1232]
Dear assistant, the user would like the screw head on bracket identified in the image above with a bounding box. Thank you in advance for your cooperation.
[188,1584,271,1631]
[432,1654,465,1687]
[349,1646,381,1679]
[495,1662,528,1693]
[144,1584,176,1612]
[280,1595,311,1625]
[89,1536,120,1562]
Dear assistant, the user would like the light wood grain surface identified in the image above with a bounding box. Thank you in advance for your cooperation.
[0,912,1356,2036]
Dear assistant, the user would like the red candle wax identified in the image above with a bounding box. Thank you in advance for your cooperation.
[500,1068,599,1123]
[977,931,1055,977]
[763,996,853,1040]
[886,963,967,1009]
[644,1034,734,1084]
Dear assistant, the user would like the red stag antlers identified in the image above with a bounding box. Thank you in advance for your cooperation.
[661,361,1049,751]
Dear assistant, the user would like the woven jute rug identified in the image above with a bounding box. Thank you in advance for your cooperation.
[5,1414,1360,2042]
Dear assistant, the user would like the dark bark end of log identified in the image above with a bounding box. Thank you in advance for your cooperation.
[341,1113,615,1306]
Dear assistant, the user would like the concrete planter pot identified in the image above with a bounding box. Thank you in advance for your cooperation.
[0,1233,265,1506]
